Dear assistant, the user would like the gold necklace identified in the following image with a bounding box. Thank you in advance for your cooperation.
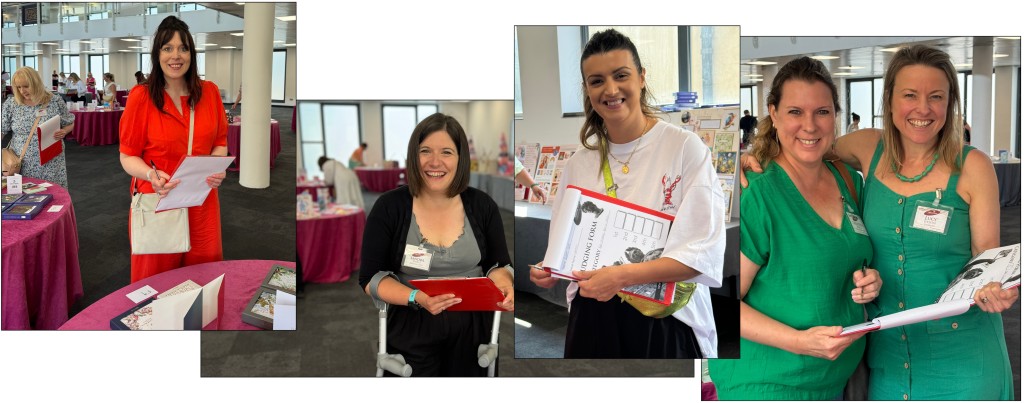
[608,119,653,174]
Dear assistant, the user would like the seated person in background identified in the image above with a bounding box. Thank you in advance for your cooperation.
[349,142,368,168]
[318,155,364,209]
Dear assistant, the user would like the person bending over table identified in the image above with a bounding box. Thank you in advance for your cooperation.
[349,142,368,169]
[118,16,229,283]
[358,113,513,376]
[2,66,75,187]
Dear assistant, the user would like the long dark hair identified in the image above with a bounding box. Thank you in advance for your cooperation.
[148,16,202,113]
[578,29,659,174]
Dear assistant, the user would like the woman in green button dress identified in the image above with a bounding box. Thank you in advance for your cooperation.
[708,57,882,400]
[832,45,1016,400]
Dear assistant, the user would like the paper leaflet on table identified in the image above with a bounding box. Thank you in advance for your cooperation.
[841,244,1020,336]
[113,274,225,330]
[154,155,234,212]
[272,290,296,330]
[36,115,62,165]
[541,185,676,306]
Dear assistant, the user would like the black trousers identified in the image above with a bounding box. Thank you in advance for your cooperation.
[564,294,702,359]
[385,306,494,377]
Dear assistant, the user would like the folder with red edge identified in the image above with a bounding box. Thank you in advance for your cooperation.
[409,277,508,311]
[37,115,63,166]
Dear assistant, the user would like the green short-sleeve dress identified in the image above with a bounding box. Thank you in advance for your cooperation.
[709,161,872,400]
[862,141,1013,400]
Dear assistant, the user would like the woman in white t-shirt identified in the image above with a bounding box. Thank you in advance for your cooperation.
[529,29,725,358]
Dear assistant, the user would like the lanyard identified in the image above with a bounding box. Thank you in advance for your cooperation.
[602,158,618,198]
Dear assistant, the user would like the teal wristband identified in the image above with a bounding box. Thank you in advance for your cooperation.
[530,183,541,189]
[407,289,420,309]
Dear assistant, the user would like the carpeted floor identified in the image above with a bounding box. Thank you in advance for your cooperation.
[62,105,297,316]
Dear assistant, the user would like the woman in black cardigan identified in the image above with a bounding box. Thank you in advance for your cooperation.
[358,113,514,376]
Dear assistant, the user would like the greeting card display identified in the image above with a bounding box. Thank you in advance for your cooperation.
[242,287,278,329]
[109,274,225,330]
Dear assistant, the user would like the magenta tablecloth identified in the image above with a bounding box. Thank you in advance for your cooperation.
[59,259,294,330]
[116,90,128,107]
[296,184,332,201]
[354,167,405,193]
[227,120,281,171]
[2,179,83,330]
[297,211,364,283]
[69,109,123,146]
[291,106,296,132]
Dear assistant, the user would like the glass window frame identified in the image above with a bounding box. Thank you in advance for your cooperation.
[380,103,439,168]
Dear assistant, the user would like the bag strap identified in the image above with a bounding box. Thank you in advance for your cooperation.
[828,159,858,205]
[15,105,47,160]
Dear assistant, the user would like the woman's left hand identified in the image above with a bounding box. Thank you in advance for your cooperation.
[573,267,625,302]
[206,172,226,188]
[851,268,882,304]
[974,282,1019,313]
[54,128,68,140]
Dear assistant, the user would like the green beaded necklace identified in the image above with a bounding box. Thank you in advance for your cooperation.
[893,152,940,182]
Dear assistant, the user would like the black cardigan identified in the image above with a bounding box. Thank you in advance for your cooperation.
[357,186,512,289]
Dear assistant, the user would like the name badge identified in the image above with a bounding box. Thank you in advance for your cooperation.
[402,244,432,271]
[36,109,46,118]
[846,211,869,236]
[910,204,952,234]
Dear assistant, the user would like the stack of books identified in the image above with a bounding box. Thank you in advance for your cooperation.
[2,193,53,220]
[675,91,699,109]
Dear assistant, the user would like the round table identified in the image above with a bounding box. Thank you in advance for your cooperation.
[59,259,294,330]
[69,108,124,146]
[296,182,332,201]
[297,210,365,283]
[354,167,406,193]
[116,90,128,107]
[2,178,83,330]
[227,119,281,171]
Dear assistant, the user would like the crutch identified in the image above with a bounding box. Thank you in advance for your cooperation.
[368,271,412,377]
[477,311,501,377]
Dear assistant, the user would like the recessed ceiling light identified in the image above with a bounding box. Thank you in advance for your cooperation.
[79,40,95,44]
[3,44,20,48]
[745,61,777,66]
[880,47,902,53]
[235,2,245,4]
[121,38,142,42]
[284,43,296,47]
[832,72,855,76]
[128,46,143,49]
[118,50,133,52]
[204,43,218,47]
[222,46,238,49]
[810,55,839,60]
[994,53,1009,58]
[56,48,69,51]
[230,33,244,37]
[744,74,763,78]
[838,65,864,70]
[997,36,1021,40]
[276,16,296,22]
[954,63,972,68]
[41,42,58,46]
[274,40,285,43]
[751,79,763,82]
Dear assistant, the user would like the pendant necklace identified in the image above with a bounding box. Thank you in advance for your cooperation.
[608,119,653,174]
[892,153,940,183]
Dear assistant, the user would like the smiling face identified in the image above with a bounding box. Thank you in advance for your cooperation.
[417,130,459,196]
[890,64,949,147]
[582,49,646,130]
[769,79,837,166]
[159,32,192,82]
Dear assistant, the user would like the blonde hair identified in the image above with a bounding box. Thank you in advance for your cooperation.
[11,67,53,106]
[879,45,965,176]
[68,72,81,82]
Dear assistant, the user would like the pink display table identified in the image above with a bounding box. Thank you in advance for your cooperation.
[227,119,281,171]
[297,210,364,283]
[296,182,332,201]
[69,108,124,146]
[116,90,128,107]
[354,167,405,193]
[2,178,83,330]
[291,106,296,132]
[59,259,295,330]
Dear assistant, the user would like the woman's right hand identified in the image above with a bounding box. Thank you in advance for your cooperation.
[529,262,560,288]
[148,170,180,198]
[796,326,864,361]
[738,153,763,188]
[417,292,462,315]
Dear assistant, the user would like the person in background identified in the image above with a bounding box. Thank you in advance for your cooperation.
[86,72,97,98]
[1,67,75,187]
[963,119,971,144]
[230,85,242,111]
[349,142,368,168]
[51,70,58,89]
[66,73,86,103]
[101,73,117,106]
[739,109,757,149]
[358,112,513,376]
[318,155,364,209]
[135,70,147,86]
[513,156,547,203]
[118,15,229,283]
[847,112,861,134]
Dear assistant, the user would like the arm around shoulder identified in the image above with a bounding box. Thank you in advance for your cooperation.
[834,128,881,173]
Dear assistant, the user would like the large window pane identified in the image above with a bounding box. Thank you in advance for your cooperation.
[196,52,206,79]
[383,106,418,167]
[89,54,106,86]
[23,56,36,70]
[271,50,286,102]
[322,104,360,163]
[873,78,884,128]
[514,28,523,117]
[848,80,872,132]
[689,26,739,106]
[299,102,324,177]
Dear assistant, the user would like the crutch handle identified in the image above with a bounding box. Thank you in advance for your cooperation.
[477,344,498,368]
[378,354,412,377]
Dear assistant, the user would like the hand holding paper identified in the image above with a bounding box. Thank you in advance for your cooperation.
[155,156,234,211]
[574,267,626,302]
[798,326,864,361]
[974,282,1020,313]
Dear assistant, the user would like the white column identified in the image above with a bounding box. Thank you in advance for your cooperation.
[970,37,993,155]
[992,66,1014,154]
[238,3,273,188]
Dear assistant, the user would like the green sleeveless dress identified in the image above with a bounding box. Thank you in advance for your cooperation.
[710,161,871,400]
[862,141,1013,400]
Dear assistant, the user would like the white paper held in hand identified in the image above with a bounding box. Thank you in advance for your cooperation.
[37,115,61,156]
[155,155,234,212]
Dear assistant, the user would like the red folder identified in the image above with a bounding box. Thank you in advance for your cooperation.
[37,126,63,166]
[410,277,508,311]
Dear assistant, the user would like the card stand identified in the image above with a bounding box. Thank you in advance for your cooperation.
[241,286,278,330]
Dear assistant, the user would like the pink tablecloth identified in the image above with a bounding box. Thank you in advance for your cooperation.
[227,119,281,171]
[2,178,83,330]
[354,167,405,193]
[297,211,365,283]
[69,109,123,146]
[291,106,296,132]
[116,90,128,107]
[296,184,332,201]
[59,260,294,330]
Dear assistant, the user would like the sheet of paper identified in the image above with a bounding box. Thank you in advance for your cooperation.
[155,156,234,211]
[202,274,225,327]
[126,285,158,303]
[272,290,296,330]
[937,244,1021,303]
[37,115,61,155]
[47,205,63,212]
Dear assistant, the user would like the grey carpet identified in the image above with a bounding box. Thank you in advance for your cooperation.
[64,105,297,316]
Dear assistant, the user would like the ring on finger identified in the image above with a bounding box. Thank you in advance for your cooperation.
[981,297,990,304]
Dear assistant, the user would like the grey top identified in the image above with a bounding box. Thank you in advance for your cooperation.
[396,213,482,287]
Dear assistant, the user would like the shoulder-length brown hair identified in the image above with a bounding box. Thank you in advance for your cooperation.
[879,45,964,176]
[750,56,841,166]
[11,67,53,106]
[148,16,203,113]
[578,29,660,175]
[405,112,471,198]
